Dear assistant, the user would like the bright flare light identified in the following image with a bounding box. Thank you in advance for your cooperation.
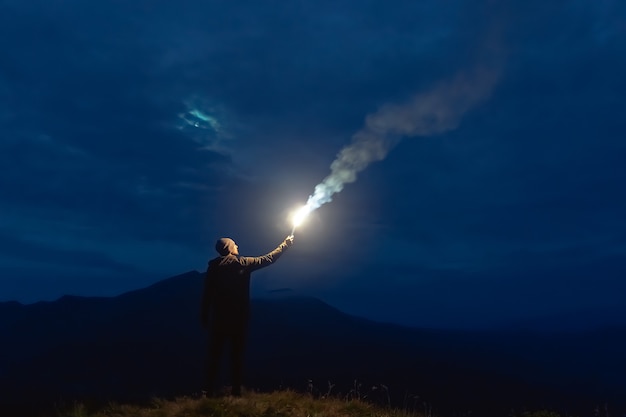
[290,205,312,234]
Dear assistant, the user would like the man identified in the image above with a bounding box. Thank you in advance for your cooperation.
[200,234,294,396]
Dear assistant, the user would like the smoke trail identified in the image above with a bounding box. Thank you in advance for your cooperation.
[305,67,499,211]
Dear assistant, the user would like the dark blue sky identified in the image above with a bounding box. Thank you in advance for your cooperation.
[1,0,625,328]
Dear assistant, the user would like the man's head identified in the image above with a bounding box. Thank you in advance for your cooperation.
[216,237,239,255]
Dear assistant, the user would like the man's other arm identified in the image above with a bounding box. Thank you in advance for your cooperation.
[200,265,216,328]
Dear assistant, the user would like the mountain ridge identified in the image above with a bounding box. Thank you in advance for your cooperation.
[1,271,624,417]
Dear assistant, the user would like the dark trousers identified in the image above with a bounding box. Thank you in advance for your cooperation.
[206,324,247,396]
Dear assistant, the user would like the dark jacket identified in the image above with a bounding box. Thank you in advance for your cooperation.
[201,239,290,329]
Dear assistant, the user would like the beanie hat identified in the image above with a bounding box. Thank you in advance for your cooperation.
[215,237,237,255]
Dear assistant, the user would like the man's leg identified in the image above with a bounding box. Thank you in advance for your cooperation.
[230,326,247,396]
[205,327,226,396]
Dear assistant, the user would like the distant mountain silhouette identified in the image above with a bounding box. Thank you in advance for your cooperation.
[1,271,624,417]
[505,307,626,332]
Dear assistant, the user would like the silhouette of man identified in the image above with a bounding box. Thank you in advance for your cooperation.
[200,235,294,396]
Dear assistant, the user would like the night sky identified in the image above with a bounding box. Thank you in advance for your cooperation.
[1,0,625,329]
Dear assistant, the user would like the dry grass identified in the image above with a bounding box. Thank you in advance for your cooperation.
[57,389,568,417]
[72,390,421,417]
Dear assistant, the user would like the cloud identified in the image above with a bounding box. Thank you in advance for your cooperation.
[0,230,139,273]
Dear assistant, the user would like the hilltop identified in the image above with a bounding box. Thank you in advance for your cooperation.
[63,391,402,417]
[59,389,562,417]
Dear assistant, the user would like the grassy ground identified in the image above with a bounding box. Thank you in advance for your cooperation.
[59,389,568,417]
[63,390,424,417]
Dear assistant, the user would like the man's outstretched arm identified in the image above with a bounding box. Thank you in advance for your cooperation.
[241,235,294,272]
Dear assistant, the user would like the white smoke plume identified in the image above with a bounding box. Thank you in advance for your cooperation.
[305,67,499,211]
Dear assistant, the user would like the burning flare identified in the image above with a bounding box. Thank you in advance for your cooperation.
[290,204,312,234]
